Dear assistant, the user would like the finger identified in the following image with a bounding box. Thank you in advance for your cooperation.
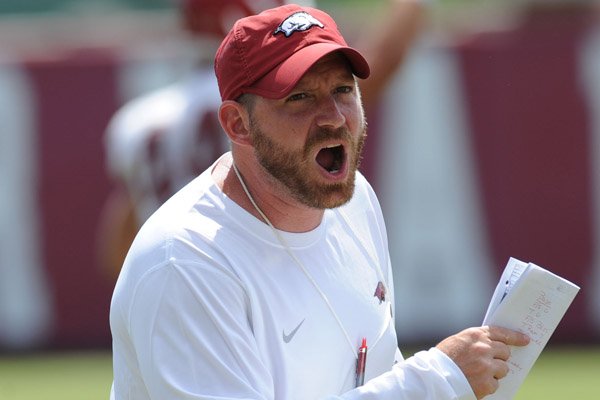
[492,359,510,380]
[482,374,500,399]
[487,325,530,346]
[491,341,511,361]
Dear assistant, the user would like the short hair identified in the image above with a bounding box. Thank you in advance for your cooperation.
[236,93,257,112]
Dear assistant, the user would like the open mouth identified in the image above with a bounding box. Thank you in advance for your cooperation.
[316,144,346,174]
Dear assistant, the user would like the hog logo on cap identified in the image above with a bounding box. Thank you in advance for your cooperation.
[274,11,324,37]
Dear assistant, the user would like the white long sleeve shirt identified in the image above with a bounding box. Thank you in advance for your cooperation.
[110,157,475,399]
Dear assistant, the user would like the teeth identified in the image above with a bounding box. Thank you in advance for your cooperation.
[325,144,341,149]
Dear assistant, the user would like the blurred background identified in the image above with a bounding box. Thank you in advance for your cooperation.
[1,0,599,359]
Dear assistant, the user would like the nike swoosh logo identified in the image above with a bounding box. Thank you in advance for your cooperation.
[282,318,305,343]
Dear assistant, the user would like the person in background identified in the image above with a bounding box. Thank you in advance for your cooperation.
[109,4,529,399]
[97,0,288,278]
[96,0,429,280]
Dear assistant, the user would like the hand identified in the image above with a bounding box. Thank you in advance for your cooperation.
[435,325,530,399]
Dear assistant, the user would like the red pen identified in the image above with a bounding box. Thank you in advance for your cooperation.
[355,337,368,387]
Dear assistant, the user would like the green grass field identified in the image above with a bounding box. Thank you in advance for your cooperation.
[0,346,598,399]
[514,346,600,399]
[0,351,112,400]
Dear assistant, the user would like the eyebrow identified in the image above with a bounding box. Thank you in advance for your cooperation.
[298,64,354,88]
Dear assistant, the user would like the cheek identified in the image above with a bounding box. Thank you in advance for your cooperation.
[344,103,365,134]
[272,113,311,143]
[253,110,305,145]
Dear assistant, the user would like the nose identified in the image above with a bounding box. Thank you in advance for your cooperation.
[315,95,346,130]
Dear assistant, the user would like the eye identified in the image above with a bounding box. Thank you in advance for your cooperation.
[335,85,353,95]
[286,92,309,102]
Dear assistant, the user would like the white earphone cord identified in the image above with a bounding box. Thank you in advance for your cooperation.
[232,162,358,358]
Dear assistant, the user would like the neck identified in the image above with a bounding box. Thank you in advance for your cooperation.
[212,152,324,232]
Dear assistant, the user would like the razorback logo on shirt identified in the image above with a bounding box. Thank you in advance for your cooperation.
[374,281,386,304]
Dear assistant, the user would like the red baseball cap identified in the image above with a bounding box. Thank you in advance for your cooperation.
[214,4,370,101]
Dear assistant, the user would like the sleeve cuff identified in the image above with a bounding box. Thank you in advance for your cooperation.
[422,347,476,400]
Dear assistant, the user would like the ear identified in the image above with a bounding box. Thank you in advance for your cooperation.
[218,100,252,146]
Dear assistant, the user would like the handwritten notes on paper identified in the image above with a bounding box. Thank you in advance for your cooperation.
[482,258,580,400]
[520,289,552,346]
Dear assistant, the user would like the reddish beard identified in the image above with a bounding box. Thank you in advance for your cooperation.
[250,117,367,209]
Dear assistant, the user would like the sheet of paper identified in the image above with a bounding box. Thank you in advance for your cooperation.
[482,258,580,400]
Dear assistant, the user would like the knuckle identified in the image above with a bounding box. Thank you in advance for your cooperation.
[473,341,492,356]
[464,326,483,338]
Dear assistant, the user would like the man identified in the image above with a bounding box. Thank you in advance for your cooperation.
[110,4,529,399]
[97,0,428,279]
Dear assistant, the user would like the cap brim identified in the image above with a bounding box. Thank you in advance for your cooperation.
[244,42,370,100]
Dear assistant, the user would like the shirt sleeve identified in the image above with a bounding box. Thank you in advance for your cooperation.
[127,259,275,400]
[332,348,476,400]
